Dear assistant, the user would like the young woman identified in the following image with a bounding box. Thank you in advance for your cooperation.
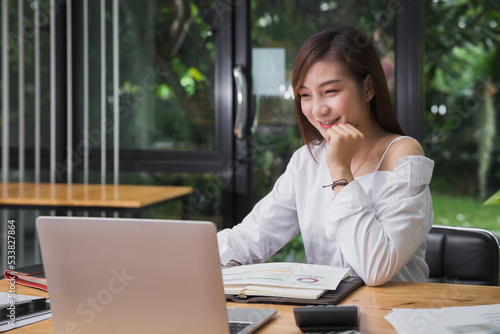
[217,27,434,286]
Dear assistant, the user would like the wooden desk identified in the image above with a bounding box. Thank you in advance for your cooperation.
[2,280,500,333]
[0,182,193,217]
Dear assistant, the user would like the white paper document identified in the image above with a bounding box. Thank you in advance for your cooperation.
[386,303,500,334]
[222,262,350,290]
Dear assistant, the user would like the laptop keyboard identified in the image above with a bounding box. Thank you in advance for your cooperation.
[229,321,251,334]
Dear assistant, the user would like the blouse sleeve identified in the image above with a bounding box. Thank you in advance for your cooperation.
[217,153,302,266]
[325,156,434,286]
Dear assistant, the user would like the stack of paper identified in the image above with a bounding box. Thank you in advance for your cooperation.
[222,262,350,299]
[386,304,500,334]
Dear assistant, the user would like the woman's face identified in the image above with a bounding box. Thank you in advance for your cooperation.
[298,60,372,139]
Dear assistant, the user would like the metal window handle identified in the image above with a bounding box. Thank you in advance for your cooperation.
[233,65,248,139]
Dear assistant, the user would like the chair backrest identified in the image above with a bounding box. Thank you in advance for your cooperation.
[425,225,500,286]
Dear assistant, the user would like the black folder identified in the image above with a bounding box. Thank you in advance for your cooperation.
[225,276,364,305]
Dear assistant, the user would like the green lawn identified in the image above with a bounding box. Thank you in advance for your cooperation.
[432,193,500,234]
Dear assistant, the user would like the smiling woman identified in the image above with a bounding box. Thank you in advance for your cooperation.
[217,27,435,287]
[292,27,403,153]
[291,27,423,193]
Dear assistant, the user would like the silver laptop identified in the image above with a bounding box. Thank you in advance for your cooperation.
[36,216,276,334]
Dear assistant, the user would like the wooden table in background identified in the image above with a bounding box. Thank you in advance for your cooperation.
[2,280,500,333]
[0,182,193,218]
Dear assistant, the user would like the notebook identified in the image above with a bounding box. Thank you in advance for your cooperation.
[36,216,277,334]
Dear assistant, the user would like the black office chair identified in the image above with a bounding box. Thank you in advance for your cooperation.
[425,225,500,286]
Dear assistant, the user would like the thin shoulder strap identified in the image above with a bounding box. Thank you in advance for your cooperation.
[374,136,414,172]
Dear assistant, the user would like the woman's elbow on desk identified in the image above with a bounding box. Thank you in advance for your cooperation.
[348,249,405,287]
[362,275,392,287]
[347,263,396,287]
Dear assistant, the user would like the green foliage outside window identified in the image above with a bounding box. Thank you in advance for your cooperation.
[422,0,500,235]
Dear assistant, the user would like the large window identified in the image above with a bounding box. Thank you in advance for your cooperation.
[3,0,499,267]
[422,0,500,234]
[249,0,396,204]
[0,0,230,267]
[86,1,216,152]
[248,1,396,261]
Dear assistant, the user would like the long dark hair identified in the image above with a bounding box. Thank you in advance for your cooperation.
[291,27,404,155]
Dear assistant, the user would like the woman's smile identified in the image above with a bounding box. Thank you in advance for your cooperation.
[319,116,341,128]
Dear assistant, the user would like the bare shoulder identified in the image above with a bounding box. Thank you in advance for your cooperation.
[379,136,424,172]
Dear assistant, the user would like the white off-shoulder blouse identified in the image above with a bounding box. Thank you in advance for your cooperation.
[217,136,434,286]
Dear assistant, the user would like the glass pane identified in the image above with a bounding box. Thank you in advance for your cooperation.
[250,1,396,261]
[0,0,51,154]
[87,0,216,152]
[250,0,396,202]
[422,0,500,233]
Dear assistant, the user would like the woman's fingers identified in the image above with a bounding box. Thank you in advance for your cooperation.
[325,123,365,171]
[326,123,364,145]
